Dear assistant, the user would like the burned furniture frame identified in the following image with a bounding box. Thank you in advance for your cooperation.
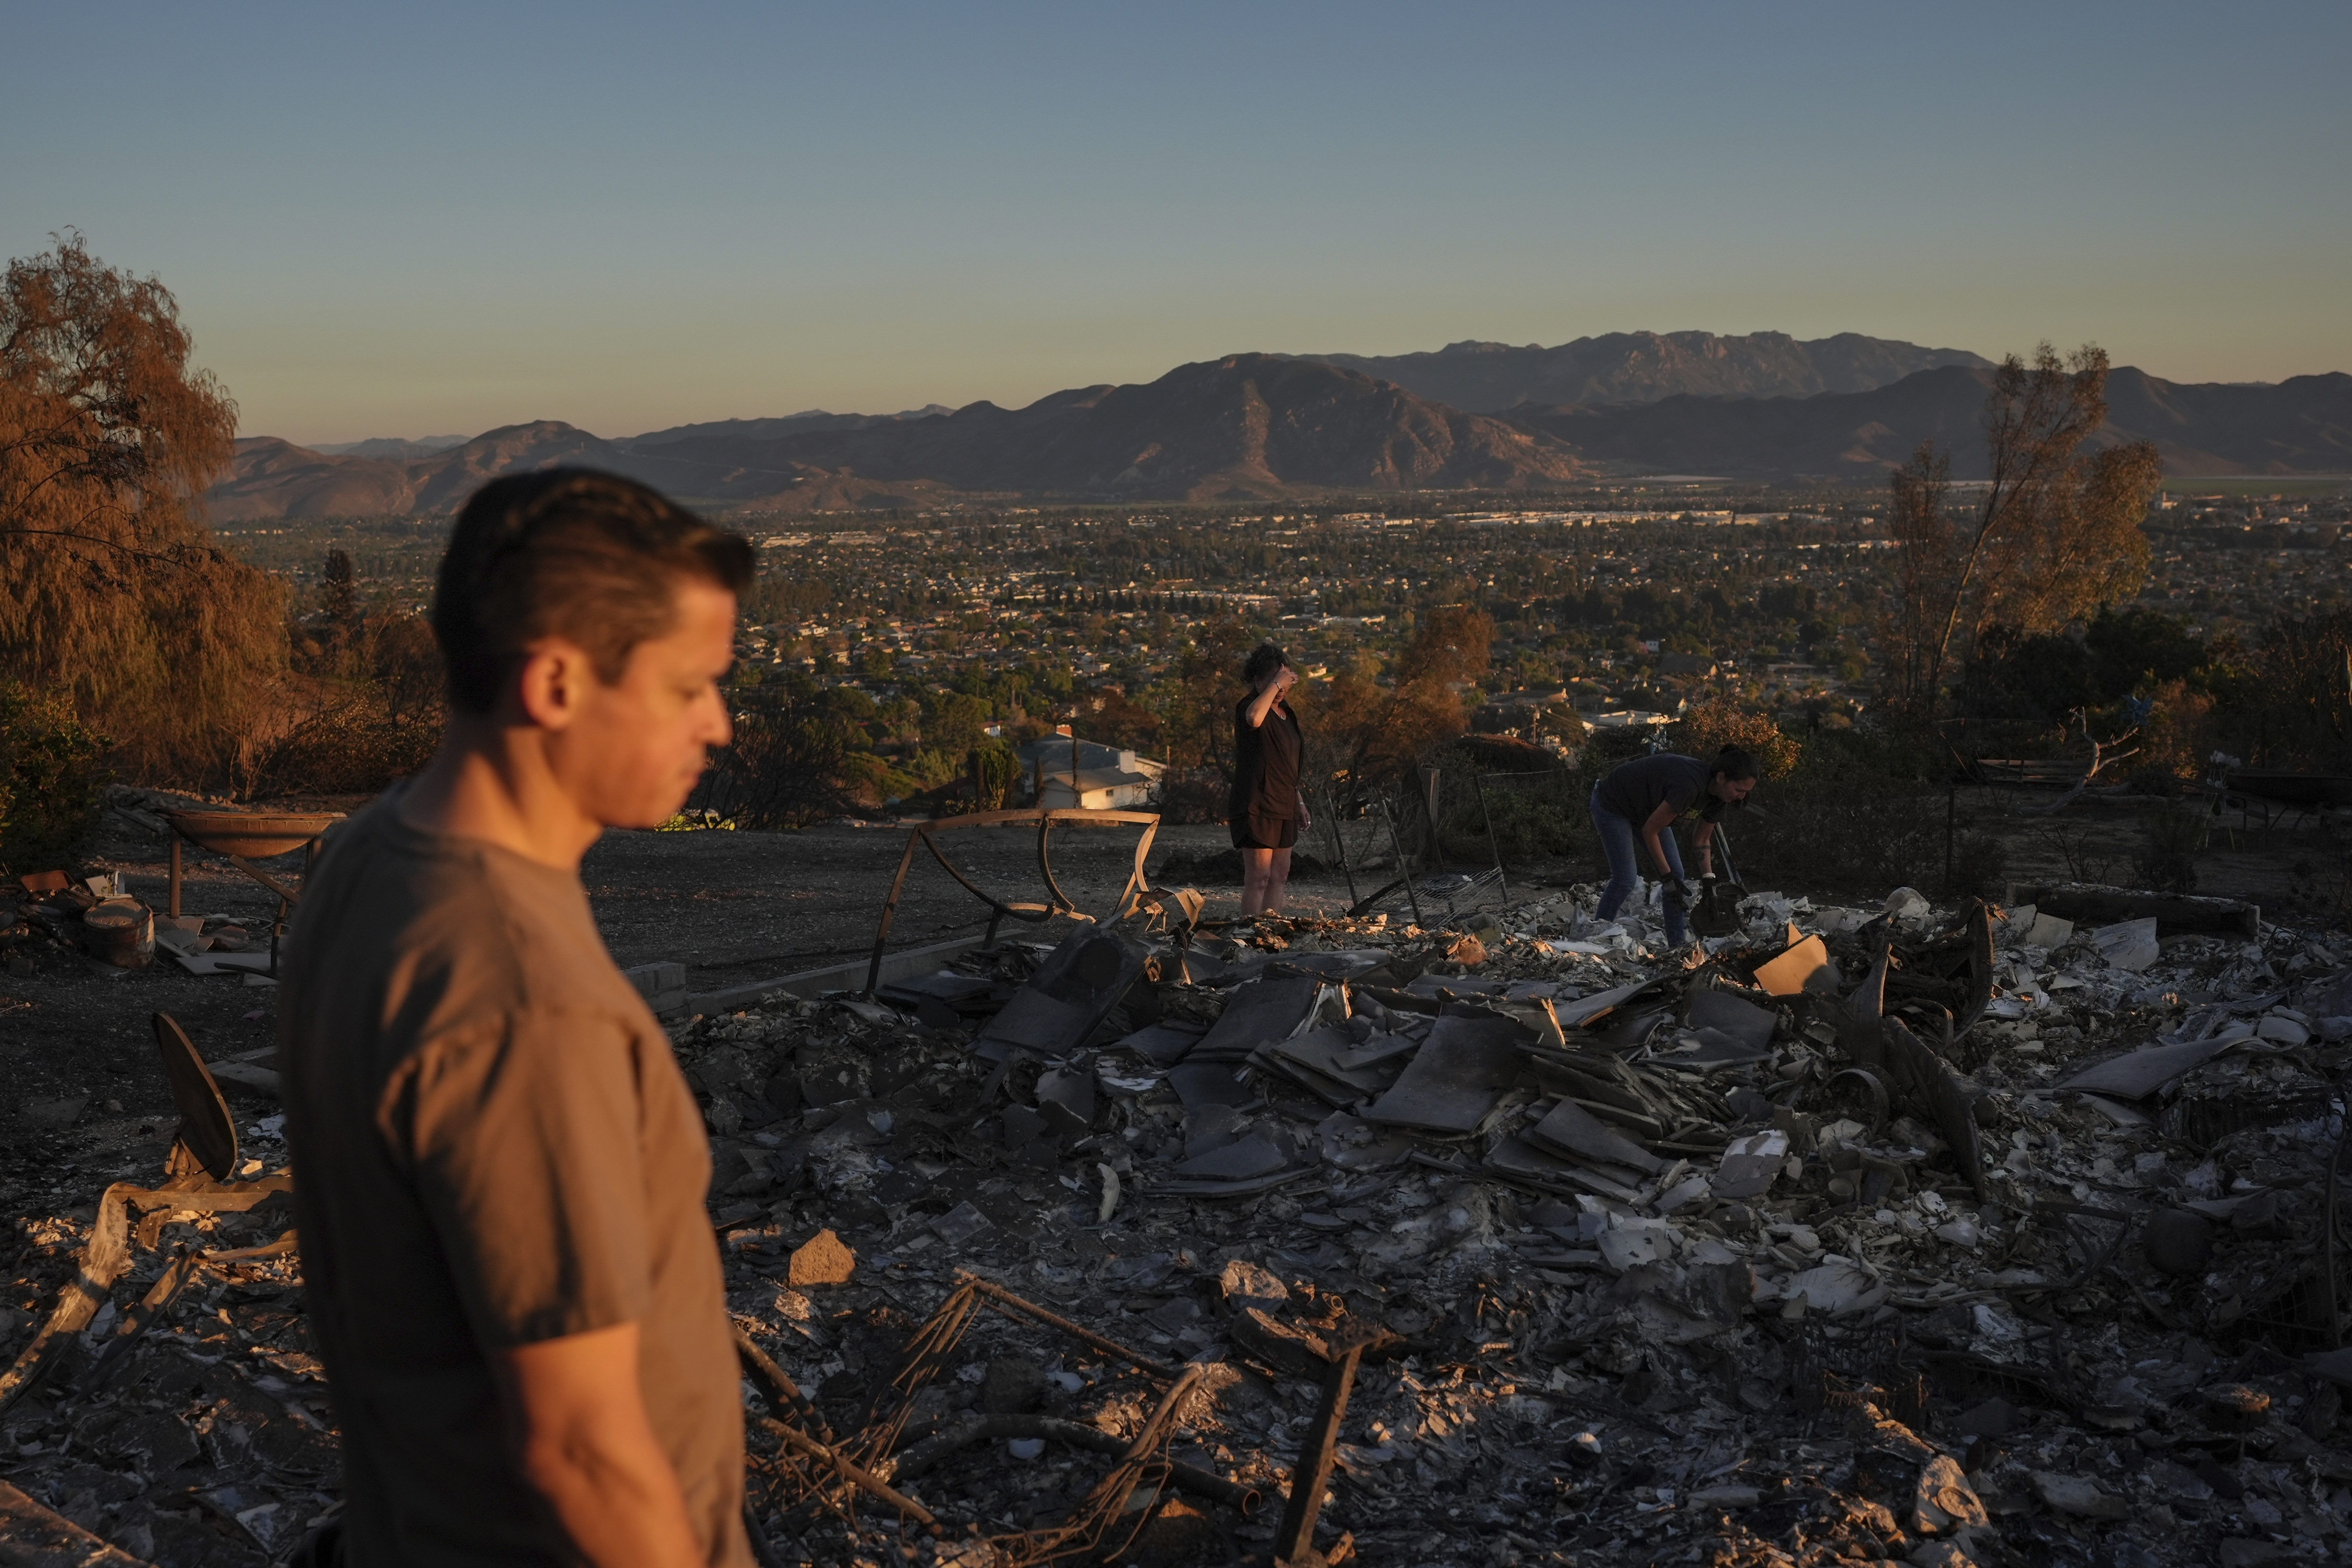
[864,808,1164,995]
[1327,767,1511,927]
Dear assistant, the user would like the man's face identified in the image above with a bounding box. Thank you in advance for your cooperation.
[543,579,737,829]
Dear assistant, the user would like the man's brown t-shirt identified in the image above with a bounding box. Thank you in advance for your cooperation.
[280,795,748,1565]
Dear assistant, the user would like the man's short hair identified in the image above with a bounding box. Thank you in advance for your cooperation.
[434,469,757,715]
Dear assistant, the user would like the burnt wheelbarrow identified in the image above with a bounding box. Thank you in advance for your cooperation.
[162,811,344,976]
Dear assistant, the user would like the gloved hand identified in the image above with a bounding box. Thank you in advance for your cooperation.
[1662,878,1693,911]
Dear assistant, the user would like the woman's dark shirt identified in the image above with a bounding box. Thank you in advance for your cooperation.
[1594,753,1720,824]
[1229,696,1303,830]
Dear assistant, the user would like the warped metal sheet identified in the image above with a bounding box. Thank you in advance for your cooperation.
[1364,1012,1530,1132]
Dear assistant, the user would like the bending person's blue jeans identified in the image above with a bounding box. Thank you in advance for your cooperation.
[1590,785,1688,945]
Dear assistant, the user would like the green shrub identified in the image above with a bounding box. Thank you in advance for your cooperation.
[0,683,111,872]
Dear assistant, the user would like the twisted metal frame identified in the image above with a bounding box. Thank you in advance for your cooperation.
[745,1272,1206,1568]
[864,809,1164,994]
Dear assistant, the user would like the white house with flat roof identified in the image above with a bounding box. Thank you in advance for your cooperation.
[1014,730,1166,810]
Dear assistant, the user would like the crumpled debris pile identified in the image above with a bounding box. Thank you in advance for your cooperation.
[9,878,2352,1568]
[668,879,2352,1568]
[0,1116,331,1567]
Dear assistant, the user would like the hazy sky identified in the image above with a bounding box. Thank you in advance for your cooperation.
[6,2,2346,444]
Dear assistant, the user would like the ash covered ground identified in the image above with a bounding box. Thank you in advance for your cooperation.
[5,798,2352,1568]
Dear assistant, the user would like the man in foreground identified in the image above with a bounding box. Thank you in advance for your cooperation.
[281,470,756,1565]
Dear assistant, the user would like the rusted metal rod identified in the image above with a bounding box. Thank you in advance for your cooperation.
[954,1272,1184,1381]
[756,1416,937,1527]
[734,1326,835,1441]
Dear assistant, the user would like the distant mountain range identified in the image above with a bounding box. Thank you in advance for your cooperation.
[208,333,2350,519]
[209,356,1586,518]
[1297,331,1994,413]
[626,406,955,446]
[309,434,471,459]
[1510,365,2352,478]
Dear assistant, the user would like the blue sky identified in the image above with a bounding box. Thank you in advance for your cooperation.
[5,2,2345,444]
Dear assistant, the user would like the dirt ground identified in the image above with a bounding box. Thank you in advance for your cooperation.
[4,786,2347,1566]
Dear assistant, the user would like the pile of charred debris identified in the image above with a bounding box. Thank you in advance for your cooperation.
[9,879,2352,1568]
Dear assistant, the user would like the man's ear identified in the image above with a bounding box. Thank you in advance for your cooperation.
[512,638,598,732]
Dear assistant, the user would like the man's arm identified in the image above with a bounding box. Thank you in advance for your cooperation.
[491,1321,704,1568]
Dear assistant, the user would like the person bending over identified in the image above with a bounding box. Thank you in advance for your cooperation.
[1588,745,1759,947]
[280,469,756,1567]
[1229,641,1310,918]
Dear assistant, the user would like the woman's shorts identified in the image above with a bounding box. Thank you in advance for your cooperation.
[1230,815,1299,851]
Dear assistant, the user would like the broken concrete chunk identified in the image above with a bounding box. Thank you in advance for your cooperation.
[1913,1455,1988,1535]
[1885,887,1931,922]
[1781,1259,1885,1316]
[1712,1129,1789,1200]
[1596,1217,1678,1271]
[787,1228,857,1287]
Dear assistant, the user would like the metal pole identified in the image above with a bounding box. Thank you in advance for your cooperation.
[866,830,924,996]
[1475,774,1508,906]
[1379,796,1425,928]
[1321,785,1359,907]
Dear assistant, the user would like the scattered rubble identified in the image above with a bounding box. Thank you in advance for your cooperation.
[8,862,2352,1567]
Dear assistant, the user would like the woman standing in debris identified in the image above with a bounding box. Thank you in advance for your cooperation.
[1589,746,1758,947]
[1230,642,1311,919]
